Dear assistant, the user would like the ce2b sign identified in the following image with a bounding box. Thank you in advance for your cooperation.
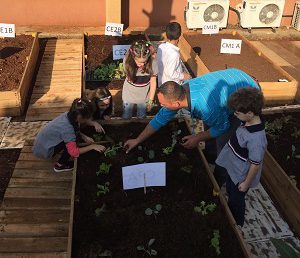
[105,23,124,37]
[0,23,15,38]
[113,45,131,60]
[220,39,242,55]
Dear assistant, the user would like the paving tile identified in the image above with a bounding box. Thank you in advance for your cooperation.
[0,117,11,144]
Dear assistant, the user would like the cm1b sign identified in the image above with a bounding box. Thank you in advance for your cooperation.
[202,22,219,34]
[113,45,131,60]
[105,23,124,37]
[220,39,242,55]
[0,23,15,38]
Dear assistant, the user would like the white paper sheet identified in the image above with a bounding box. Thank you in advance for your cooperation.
[122,162,166,190]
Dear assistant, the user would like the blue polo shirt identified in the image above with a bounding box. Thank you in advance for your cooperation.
[149,68,260,138]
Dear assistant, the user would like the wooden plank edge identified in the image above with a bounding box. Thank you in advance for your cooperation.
[183,118,252,258]
[262,104,300,114]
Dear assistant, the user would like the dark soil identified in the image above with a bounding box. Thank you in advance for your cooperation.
[265,112,300,189]
[184,33,287,82]
[73,121,244,258]
[0,149,21,204]
[0,35,34,91]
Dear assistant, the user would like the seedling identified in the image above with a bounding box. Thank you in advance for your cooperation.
[93,62,125,81]
[137,156,144,163]
[145,204,162,217]
[96,162,112,176]
[148,150,155,160]
[181,165,193,174]
[162,129,182,155]
[138,146,143,151]
[93,133,104,142]
[137,238,157,257]
[265,116,292,140]
[96,182,110,196]
[104,142,122,157]
[210,230,221,255]
[286,145,300,160]
[194,201,216,215]
[289,175,297,186]
[95,203,107,217]
[162,146,174,155]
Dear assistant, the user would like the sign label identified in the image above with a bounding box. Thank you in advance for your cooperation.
[202,22,219,34]
[220,39,242,55]
[105,23,124,37]
[113,45,131,60]
[0,23,15,38]
[122,162,166,190]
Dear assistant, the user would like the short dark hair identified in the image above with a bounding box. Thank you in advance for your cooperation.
[228,88,264,115]
[166,22,182,40]
[157,81,186,101]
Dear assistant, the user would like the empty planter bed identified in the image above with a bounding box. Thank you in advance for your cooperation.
[180,31,298,106]
[71,120,251,258]
[0,34,39,116]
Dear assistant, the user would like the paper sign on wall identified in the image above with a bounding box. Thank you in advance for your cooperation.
[105,22,124,37]
[0,23,15,38]
[220,39,242,55]
[113,45,131,60]
[202,22,219,34]
[122,162,166,190]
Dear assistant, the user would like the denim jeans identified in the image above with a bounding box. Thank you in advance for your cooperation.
[122,102,146,119]
[226,174,248,227]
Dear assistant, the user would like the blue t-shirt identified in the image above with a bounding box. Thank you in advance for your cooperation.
[149,68,260,137]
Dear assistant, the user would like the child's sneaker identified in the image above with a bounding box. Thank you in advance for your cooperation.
[54,161,74,173]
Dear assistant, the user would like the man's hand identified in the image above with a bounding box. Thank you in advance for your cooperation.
[181,134,200,149]
[82,135,95,144]
[124,139,139,153]
[94,122,105,133]
[238,182,249,192]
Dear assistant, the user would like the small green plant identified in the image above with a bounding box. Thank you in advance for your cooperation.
[145,204,162,217]
[93,133,104,142]
[95,203,107,217]
[93,62,125,81]
[289,175,297,186]
[104,142,122,157]
[162,129,182,155]
[137,238,157,257]
[270,237,300,258]
[96,182,110,196]
[265,116,292,140]
[292,127,300,139]
[148,150,155,160]
[194,201,217,215]
[137,156,144,163]
[96,162,112,176]
[181,165,193,174]
[286,145,300,160]
[210,230,221,256]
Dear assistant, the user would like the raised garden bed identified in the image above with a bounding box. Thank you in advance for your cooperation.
[72,120,250,257]
[262,112,300,235]
[179,31,298,105]
[0,34,39,116]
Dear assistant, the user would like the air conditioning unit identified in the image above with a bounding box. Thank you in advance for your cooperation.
[238,0,285,29]
[185,0,230,29]
[292,1,300,31]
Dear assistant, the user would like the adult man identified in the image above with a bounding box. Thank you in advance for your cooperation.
[124,68,260,185]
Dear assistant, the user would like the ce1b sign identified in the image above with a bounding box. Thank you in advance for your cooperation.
[113,45,131,60]
[0,23,15,38]
[105,23,124,37]
[220,39,242,55]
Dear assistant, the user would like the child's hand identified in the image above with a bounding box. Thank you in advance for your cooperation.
[103,115,111,120]
[92,144,106,153]
[238,182,249,192]
[83,135,95,144]
[146,99,154,112]
[94,122,105,134]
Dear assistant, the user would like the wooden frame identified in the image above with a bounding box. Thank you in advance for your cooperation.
[179,30,299,106]
[0,34,40,116]
[262,151,300,235]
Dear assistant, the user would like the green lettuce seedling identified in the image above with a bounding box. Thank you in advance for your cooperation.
[210,230,221,255]
[96,162,112,176]
[96,182,110,196]
[137,238,157,257]
[145,204,162,217]
[104,142,122,157]
[194,201,216,215]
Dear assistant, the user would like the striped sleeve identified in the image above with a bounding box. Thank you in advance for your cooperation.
[149,107,177,130]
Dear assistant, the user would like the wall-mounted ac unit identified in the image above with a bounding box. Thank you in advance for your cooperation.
[185,0,230,29]
[238,0,285,29]
[292,1,300,31]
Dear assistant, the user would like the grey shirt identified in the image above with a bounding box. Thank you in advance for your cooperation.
[216,121,267,188]
[33,112,76,159]
[122,55,158,104]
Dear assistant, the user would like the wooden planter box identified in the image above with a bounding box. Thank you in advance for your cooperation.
[262,151,300,235]
[179,30,298,106]
[0,35,39,116]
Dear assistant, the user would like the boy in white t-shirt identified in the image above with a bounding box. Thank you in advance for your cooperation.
[157,22,191,87]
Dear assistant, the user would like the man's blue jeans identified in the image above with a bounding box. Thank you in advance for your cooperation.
[122,102,146,119]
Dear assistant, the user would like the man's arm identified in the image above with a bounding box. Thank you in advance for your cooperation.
[181,130,212,149]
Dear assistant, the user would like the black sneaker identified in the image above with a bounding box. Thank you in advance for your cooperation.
[54,161,74,173]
